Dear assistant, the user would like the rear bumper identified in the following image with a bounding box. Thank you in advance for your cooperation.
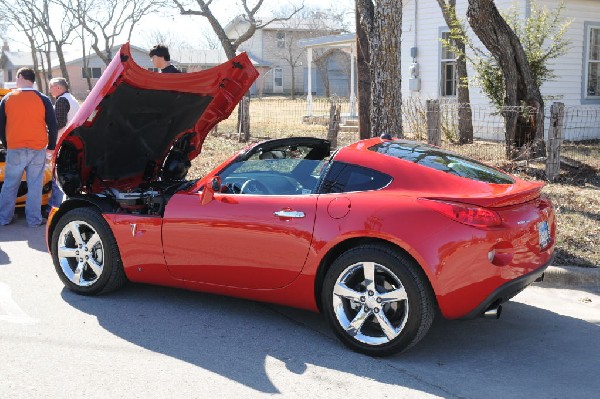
[462,254,554,319]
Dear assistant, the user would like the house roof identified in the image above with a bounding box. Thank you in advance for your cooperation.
[225,15,343,34]
[52,44,149,67]
[0,50,58,69]
[43,44,268,69]
[299,33,356,49]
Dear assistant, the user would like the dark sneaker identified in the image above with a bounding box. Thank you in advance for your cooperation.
[28,219,47,228]
[0,214,18,226]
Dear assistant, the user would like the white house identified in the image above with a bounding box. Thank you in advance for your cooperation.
[403,0,598,103]
[402,0,600,140]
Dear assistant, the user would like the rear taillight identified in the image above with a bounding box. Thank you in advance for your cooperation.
[419,198,502,228]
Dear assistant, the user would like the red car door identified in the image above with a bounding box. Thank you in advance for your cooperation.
[162,192,318,289]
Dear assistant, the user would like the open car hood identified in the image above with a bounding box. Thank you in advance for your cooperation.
[56,43,258,195]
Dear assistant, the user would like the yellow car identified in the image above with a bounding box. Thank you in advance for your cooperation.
[0,88,53,207]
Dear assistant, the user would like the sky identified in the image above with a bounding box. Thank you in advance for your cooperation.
[3,0,355,53]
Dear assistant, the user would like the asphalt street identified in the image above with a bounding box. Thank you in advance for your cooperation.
[1,212,599,399]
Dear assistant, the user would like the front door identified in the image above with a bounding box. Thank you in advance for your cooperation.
[162,192,317,289]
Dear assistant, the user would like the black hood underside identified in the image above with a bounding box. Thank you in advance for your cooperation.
[72,83,213,182]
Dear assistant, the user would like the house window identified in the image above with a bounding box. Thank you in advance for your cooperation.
[273,67,283,92]
[7,70,12,81]
[82,67,102,79]
[586,26,600,97]
[147,67,160,73]
[276,31,286,49]
[440,31,457,97]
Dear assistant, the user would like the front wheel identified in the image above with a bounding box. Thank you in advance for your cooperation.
[322,245,435,356]
[51,207,127,295]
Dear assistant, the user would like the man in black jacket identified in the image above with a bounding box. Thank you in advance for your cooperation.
[149,44,181,73]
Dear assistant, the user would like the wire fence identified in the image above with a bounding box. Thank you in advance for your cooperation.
[559,106,600,166]
[215,97,600,173]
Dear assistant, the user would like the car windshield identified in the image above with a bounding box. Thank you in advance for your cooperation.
[217,143,329,195]
[369,140,514,184]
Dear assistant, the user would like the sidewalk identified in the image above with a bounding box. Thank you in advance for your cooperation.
[542,265,600,292]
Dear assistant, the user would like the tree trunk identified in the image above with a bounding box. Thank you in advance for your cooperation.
[315,57,331,97]
[291,67,296,100]
[356,1,372,139]
[55,47,70,85]
[545,102,564,182]
[238,96,250,143]
[455,41,474,144]
[327,100,341,149]
[368,0,403,138]
[436,0,474,144]
[467,0,544,159]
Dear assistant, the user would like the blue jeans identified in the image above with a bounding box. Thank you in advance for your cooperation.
[0,148,46,226]
[49,178,65,208]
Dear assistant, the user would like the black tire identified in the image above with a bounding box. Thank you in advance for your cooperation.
[321,244,435,356]
[51,207,127,295]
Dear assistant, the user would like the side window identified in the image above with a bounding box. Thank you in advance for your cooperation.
[82,67,102,79]
[320,162,392,194]
[276,31,286,48]
[440,30,457,97]
[585,25,600,98]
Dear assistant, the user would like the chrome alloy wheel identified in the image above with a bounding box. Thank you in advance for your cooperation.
[332,261,409,346]
[57,220,105,287]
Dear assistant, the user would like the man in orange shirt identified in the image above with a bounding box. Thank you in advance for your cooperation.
[0,67,57,227]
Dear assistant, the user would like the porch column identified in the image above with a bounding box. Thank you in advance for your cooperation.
[307,47,313,117]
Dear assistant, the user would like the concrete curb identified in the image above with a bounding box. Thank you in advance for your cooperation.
[541,266,600,291]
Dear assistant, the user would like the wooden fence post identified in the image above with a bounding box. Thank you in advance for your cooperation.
[238,96,250,143]
[427,99,441,146]
[327,100,341,149]
[545,102,564,182]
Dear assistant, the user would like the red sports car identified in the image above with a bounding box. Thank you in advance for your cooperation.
[47,43,556,356]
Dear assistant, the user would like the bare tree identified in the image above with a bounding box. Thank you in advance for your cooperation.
[142,29,181,50]
[62,0,162,65]
[0,1,47,89]
[198,26,220,50]
[436,0,473,144]
[313,48,337,97]
[29,0,79,85]
[171,0,304,60]
[467,0,544,158]
[170,0,304,141]
[356,0,403,138]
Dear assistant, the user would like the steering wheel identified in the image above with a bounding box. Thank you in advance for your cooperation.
[240,179,269,195]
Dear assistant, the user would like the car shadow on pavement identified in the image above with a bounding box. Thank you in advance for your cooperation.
[61,284,600,397]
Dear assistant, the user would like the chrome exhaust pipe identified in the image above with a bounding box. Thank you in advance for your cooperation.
[483,304,502,319]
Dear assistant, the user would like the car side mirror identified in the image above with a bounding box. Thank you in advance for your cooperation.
[200,176,222,205]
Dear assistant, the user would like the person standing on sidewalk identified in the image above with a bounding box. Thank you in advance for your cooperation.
[47,77,80,212]
[0,67,57,227]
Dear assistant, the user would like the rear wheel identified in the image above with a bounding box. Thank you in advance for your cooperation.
[51,207,126,295]
[322,244,435,356]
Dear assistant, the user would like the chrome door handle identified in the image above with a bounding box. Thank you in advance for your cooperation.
[274,210,305,218]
